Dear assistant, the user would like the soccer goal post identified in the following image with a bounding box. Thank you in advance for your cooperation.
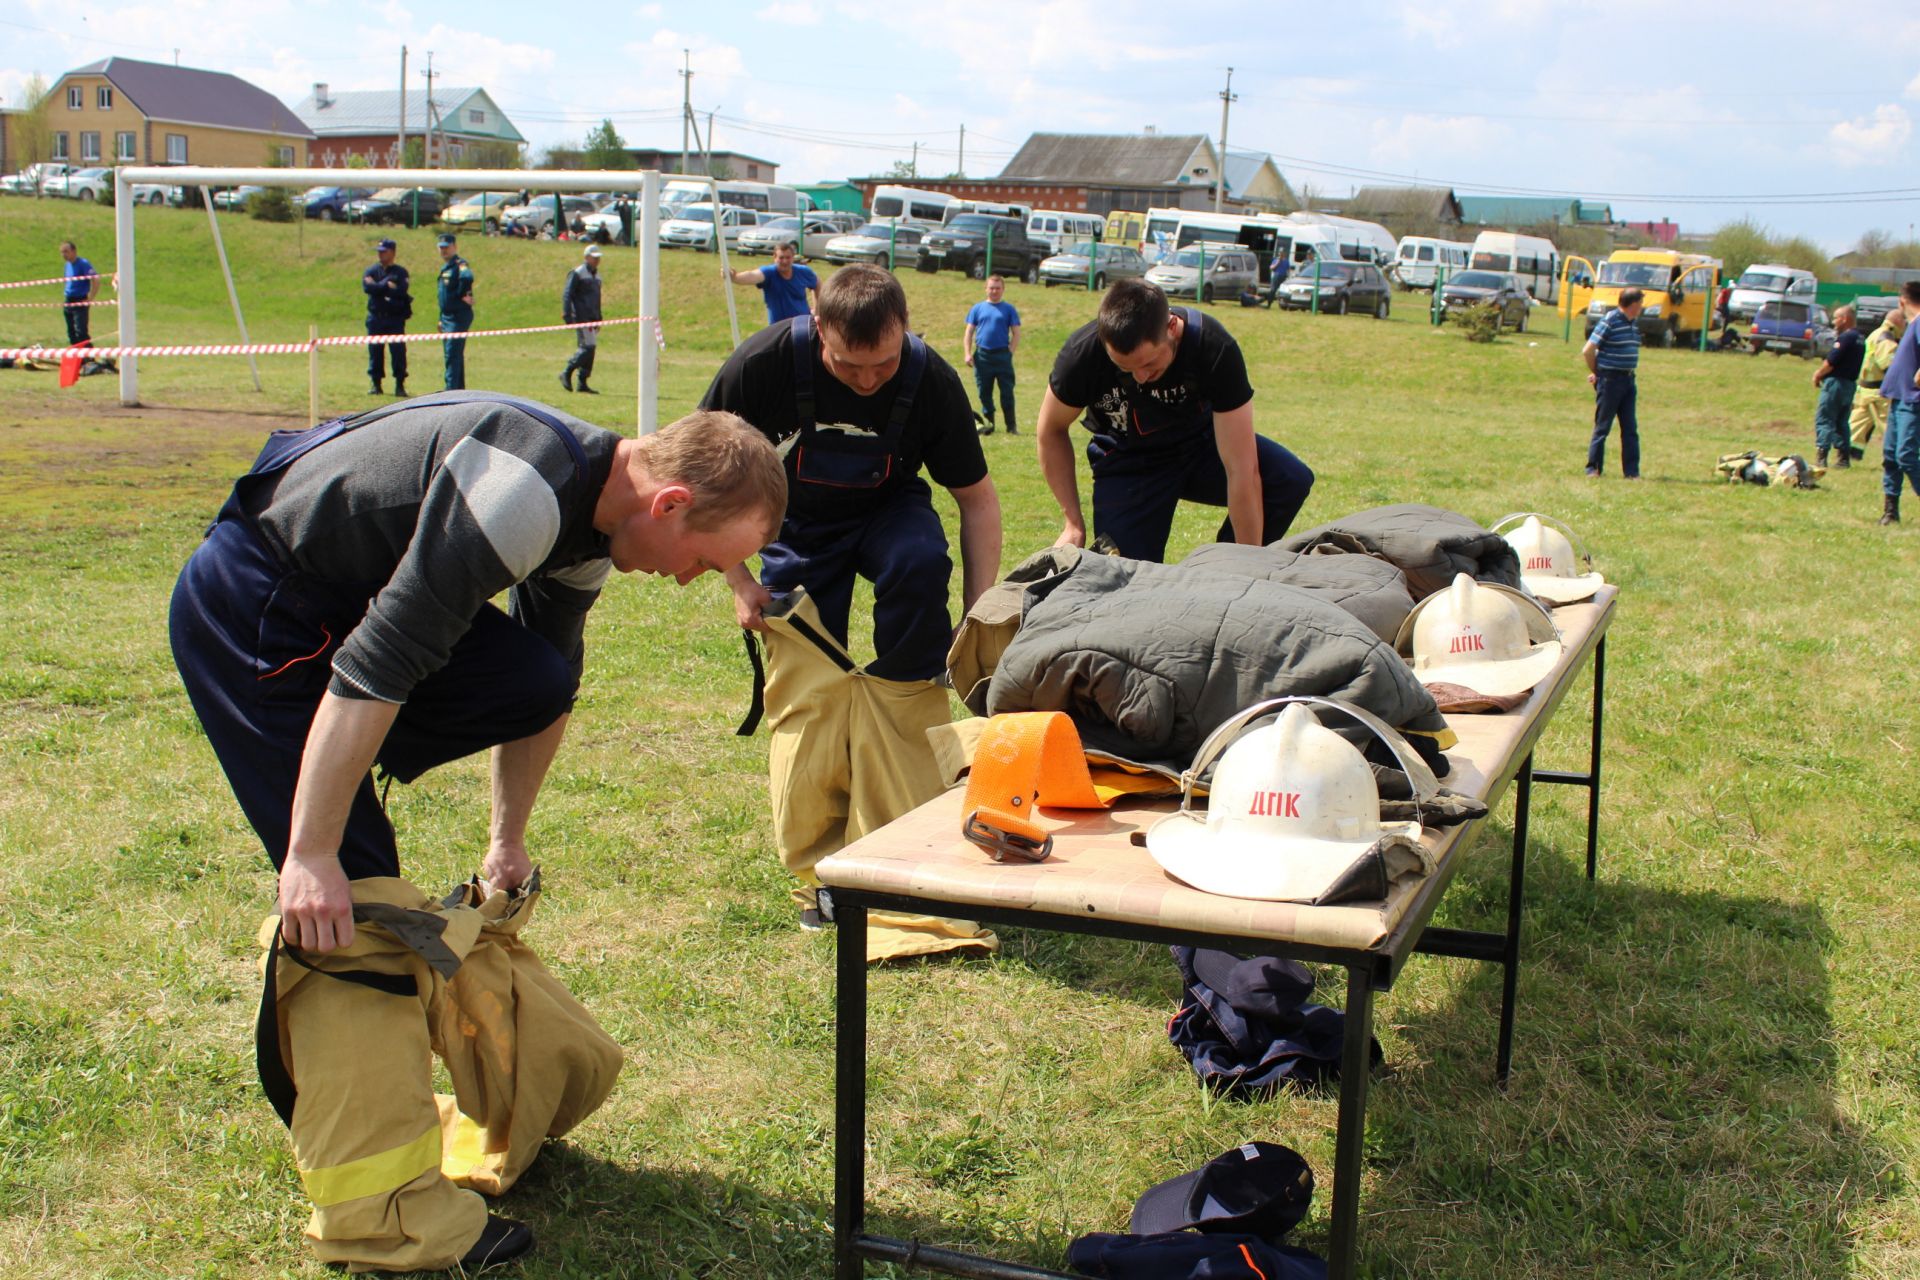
[111,166,670,433]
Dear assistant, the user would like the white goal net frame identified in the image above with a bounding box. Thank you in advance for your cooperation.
[110,166,736,435]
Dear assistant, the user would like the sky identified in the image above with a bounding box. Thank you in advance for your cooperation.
[7,0,1920,253]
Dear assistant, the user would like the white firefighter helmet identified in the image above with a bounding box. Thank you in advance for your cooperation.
[1495,513,1605,605]
[1396,572,1564,698]
[1145,702,1423,902]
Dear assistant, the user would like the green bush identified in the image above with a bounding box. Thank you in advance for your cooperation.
[250,187,296,222]
[1456,301,1502,343]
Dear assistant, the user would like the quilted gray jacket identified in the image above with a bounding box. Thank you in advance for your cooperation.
[974,551,1454,774]
[1277,503,1523,600]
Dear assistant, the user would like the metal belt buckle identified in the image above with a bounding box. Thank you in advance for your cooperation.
[962,810,1053,864]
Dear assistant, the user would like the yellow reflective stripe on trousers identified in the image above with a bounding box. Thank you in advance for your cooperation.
[300,1125,442,1208]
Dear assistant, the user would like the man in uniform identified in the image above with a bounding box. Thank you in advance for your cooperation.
[699,265,1001,924]
[362,237,411,396]
[1036,278,1314,562]
[60,239,98,346]
[964,274,1020,436]
[169,393,786,1272]
[728,239,818,327]
[1811,304,1863,469]
[436,233,475,391]
[560,244,602,395]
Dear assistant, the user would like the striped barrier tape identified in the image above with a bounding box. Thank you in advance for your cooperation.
[0,272,116,291]
[0,314,666,362]
[0,297,120,309]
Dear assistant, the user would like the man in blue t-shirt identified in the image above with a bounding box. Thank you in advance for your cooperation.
[729,241,819,325]
[60,240,98,346]
[964,275,1021,436]
[1580,287,1646,479]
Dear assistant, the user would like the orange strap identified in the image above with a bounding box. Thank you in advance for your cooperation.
[961,712,1105,863]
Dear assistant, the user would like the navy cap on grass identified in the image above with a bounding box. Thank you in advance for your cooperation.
[1129,1141,1314,1239]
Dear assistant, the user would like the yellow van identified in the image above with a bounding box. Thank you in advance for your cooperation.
[1106,209,1146,251]
[1562,248,1720,346]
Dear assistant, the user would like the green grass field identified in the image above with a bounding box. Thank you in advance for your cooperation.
[1,199,1916,1279]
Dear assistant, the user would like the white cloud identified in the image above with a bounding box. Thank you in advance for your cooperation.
[1829,104,1911,165]
[1905,70,1920,100]
[755,1,820,21]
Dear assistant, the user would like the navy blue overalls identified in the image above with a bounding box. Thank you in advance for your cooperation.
[755,315,955,683]
[168,398,588,880]
[1086,308,1315,563]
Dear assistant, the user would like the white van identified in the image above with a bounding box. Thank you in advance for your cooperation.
[1392,236,1473,289]
[1470,231,1561,303]
[870,184,957,225]
[1138,208,1334,281]
[1027,210,1105,253]
[1725,263,1818,323]
[662,178,801,216]
[1286,212,1398,266]
[944,198,1032,222]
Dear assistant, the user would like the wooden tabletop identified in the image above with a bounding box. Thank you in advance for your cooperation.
[819,586,1617,955]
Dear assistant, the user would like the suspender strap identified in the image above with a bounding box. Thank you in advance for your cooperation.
[792,314,817,433]
[959,712,1108,864]
[254,395,590,486]
[735,629,767,736]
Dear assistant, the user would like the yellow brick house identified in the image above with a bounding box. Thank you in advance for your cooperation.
[44,57,313,170]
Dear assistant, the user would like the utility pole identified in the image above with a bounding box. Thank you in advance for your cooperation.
[1214,67,1236,215]
[706,109,716,176]
[421,52,435,167]
[911,140,918,178]
[397,46,407,168]
[958,124,965,178]
[680,50,693,176]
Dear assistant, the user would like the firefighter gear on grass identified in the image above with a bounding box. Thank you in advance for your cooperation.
[761,589,998,962]
[257,874,622,1272]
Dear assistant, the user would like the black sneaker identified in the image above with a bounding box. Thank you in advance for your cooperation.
[559,371,573,393]
[460,1215,534,1271]
[577,382,599,395]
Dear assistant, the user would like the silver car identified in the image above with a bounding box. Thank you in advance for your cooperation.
[1144,247,1261,302]
[737,214,847,258]
[821,222,931,266]
[1040,241,1148,289]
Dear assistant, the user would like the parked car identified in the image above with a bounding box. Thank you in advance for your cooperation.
[737,214,851,258]
[348,187,447,225]
[1272,259,1394,316]
[916,214,1046,281]
[1146,247,1262,303]
[504,194,598,235]
[1853,294,1899,333]
[2,163,71,195]
[297,186,372,221]
[659,203,760,250]
[1437,270,1532,330]
[577,199,673,244]
[42,167,112,200]
[1040,241,1149,289]
[128,182,173,205]
[1748,301,1833,358]
[212,185,268,212]
[821,222,929,266]
[1726,264,1817,323]
[439,192,520,232]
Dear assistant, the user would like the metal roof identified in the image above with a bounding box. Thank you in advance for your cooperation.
[999,133,1209,184]
[291,87,526,144]
[68,57,314,138]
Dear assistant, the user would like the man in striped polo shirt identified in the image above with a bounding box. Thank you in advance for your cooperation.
[1581,286,1646,479]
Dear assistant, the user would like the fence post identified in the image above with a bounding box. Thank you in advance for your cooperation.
[1432,265,1445,326]
[986,225,995,281]
[1198,242,1207,304]
[1087,241,1096,291]
[1699,267,1713,353]
[1311,255,1321,316]
[888,221,897,272]
[308,324,320,426]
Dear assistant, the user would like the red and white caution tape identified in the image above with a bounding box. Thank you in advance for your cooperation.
[0,297,120,309]
[0,314,665,362]
[0,271,116,291]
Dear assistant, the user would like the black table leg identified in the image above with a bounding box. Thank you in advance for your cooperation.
[1585,635,1606,881]
[1496,755,1531,1088]
[835,902,869,1280]
[1327,964,1375,1280]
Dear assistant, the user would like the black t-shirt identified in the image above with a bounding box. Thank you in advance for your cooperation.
[698,317,988,521]
[1827,327,1866,381]
[1048,309,1255,450]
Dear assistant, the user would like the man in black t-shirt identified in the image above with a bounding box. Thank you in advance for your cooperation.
[699,263,1002,680]
[1037,279,1314,561]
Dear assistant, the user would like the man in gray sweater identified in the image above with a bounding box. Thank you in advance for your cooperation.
[168,393,785,1271]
